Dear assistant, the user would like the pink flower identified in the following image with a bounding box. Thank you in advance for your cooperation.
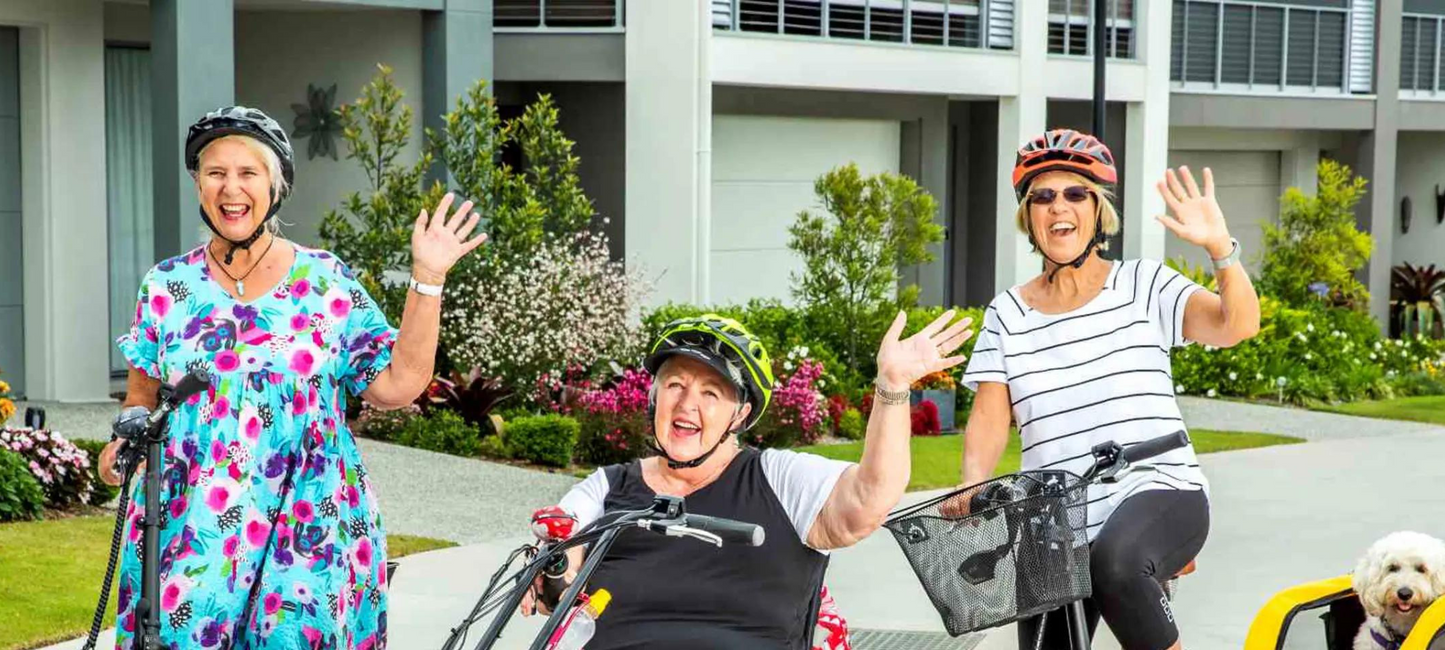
[205,484,233,512]
[263,591,283,615]
[214,350,240,373]
[302,626,322,645]
[149,293,172,319]
[292,388,309,416]
[292,279,311,298]
[210,439,227,462]
[326,290,352,319]
[212,396,231,421]
[353,537,374,569]
[289,347,318,376]
[292,500,315,523]
[290,313,309,332]
[169,496,188,520]
[223,535,240,558]
[245,518,271,547]
[242,413,262,442]
[161,579,187,611]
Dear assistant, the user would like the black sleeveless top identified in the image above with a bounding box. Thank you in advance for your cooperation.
[584,448,829,650]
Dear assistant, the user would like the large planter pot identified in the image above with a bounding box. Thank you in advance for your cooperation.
[910,388,957,433]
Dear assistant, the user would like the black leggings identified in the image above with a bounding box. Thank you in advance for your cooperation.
[1016,489,1210,650]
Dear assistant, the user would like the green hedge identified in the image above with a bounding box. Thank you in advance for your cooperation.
[0,448,44,522]
[395,410,482,457]
[506,414,580,468]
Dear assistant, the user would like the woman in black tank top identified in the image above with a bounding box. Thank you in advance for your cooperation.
[520,311,975,649]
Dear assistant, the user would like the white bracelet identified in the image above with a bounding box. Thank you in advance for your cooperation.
[408,276,444,297]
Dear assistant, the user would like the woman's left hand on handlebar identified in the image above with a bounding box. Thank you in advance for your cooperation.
[1155,166,1234,258]
[875,309,974,391]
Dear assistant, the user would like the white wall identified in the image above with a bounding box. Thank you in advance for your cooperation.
[2,0,111,401]
[235,9,425,251]
[1393,131,1445,269]
[709,115,900,306]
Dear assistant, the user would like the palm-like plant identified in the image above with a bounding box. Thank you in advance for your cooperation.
[1391,263,1445,338]
[415,368,514,436]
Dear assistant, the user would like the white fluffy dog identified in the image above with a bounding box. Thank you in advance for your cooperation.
[1353,531,1445,650]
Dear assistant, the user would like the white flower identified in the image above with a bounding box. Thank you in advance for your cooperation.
[1204,345,1217,352]
[1375,342,1383,351]
[783,361,794,371]
[1370,353,1377,360]
[1206,389,1218,398]
[1307,323,1315,333]
[800,346,810,357]
[1175,384,1185,394]
[1228,372,1238,381]
[1304,353,1313,360]
[817,379,826,388]
[1255,372,1264,380]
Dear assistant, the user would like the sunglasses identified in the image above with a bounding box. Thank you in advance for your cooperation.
[1028,186,1093,206]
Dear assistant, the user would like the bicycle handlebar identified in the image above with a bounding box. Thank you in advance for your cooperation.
[1121,431,1191,464]
[683,514,765,547]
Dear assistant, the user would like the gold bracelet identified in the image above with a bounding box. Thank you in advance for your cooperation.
[874,381,911,406]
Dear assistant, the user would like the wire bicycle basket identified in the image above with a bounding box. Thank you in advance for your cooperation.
[884,469,1092,637]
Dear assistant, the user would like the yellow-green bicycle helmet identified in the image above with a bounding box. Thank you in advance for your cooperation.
[643,315,775,467]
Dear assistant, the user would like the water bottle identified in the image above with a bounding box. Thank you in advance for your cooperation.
[545,589,612,650]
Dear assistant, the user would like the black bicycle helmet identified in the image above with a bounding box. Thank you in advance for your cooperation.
[643,314,776,469]
[185,106,295,264]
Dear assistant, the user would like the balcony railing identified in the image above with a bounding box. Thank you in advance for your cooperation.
[1169,0,1372,94]
[1401,12,1445,96]
[711,0,1016,51]
[494,0,624,31]
[1048,0,1135,59]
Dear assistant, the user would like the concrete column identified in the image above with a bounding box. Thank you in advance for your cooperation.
[1122,0,1172,263]
[625,0,709,305]
[1361,3,1401,329]
[7,2,109,401]
[899,99,950,306]
[1280,140,1320,198]
[994,0,1047,292]
[423,0,493,186]
[151,0,234,260]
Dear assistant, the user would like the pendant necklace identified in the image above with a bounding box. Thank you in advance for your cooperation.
[208,236,276,297]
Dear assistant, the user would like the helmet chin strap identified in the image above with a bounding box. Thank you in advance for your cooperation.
[1032,207,1105,284]
[199,188,281,265]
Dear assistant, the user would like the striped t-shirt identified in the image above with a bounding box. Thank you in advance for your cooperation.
[962,258,1209,540]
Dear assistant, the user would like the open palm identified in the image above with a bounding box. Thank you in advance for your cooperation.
[1156,166,1231,250]
[413,192,488,278]
[876,310,974,390]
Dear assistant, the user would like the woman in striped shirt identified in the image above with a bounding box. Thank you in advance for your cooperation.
[959,129,1261,650]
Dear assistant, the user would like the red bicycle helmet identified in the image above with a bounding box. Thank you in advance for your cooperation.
[1012,129,1117,200]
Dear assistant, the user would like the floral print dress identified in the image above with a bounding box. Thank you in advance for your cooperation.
[115,244,397,650]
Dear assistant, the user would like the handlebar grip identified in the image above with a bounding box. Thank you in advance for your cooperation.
[685,514,765,547]
[1121,431,1191,464]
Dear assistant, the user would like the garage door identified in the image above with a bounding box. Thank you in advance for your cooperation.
[710,115,900,305]
[1164,150,1279,275]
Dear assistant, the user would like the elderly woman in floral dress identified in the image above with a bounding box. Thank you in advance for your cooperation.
[98,106,486,649]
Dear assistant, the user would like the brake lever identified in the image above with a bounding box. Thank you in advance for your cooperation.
[637,521,724,548]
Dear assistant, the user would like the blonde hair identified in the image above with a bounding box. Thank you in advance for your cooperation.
[194,134,291,234]
[1014,171,1120,252]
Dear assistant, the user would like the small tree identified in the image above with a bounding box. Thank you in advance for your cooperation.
[1259,159,1373,310]
[788,163,944,374]
[319,64,445,324]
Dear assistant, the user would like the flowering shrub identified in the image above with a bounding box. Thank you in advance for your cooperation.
[574,369,653,466]
[912,370,956,391]
[1171,295,1445,404]
[910,400,942,436]
[747,356,828,449]
[837,407,866,441]
[0,427,94,509]
[0,375,14,424]
[0,448,44,522]
[354,403,420,442]
[443,232,650,400]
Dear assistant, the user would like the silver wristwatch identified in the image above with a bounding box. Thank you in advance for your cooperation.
[1211,238,1241,271]
[408,276,444,297]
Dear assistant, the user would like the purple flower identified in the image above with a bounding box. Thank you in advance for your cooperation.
[183,317,203,339]
[1308,282,1330,297]
[231,304,258,322]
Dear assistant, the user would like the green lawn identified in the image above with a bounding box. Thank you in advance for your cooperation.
[0,516,457,650]
[1318,395,1445,426]
[797,429,1303,492]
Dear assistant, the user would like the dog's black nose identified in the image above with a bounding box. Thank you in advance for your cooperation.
[1399,587,1415,601]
